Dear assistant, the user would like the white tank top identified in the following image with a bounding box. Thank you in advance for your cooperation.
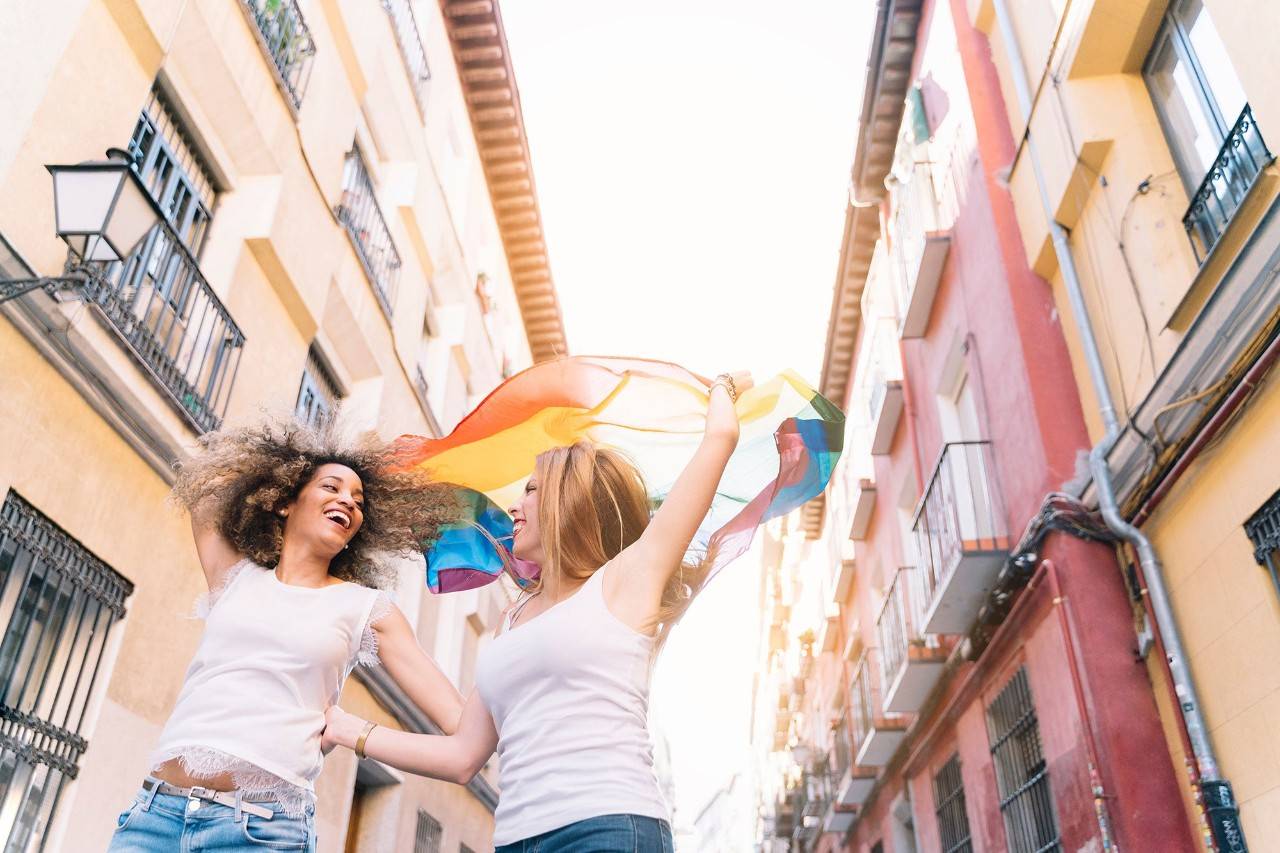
[150,560,389,814]
[475,561,671,844]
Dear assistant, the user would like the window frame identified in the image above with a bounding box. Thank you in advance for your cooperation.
[1143,0,1240,198]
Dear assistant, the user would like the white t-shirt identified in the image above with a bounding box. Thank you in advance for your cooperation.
[475,561,670,844]
[149,560,389,814]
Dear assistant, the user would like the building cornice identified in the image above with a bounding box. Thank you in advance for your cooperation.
[439,0,567,364]
[808,0,921,538]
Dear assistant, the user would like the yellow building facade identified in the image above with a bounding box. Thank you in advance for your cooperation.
[975,0,1280,847]
[0,0,563,850]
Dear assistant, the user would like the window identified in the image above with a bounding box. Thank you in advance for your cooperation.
[84,84,245,433]
[337,146,402,317]
[382,0,431,114]
[0,491,133,851]
[1244,488,1280,600]
[128,88,218,255]
[1145,0,1271,262]
[414,809,442,853]
[242,0,317,109]
[295,344,342,429]
[933,754,973,853]
[987,668,1060,853]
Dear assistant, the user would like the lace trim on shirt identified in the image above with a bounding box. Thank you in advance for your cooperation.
[150,746,313,817]
[191,558,253,619]
[355,591,395,668]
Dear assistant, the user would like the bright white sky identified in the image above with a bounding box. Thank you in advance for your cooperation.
[499,0,868,842]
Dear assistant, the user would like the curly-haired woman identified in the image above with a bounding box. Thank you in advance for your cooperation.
[108,421,463,853]
[322,372,751,852]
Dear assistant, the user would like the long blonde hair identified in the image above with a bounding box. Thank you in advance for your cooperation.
[528,442,709,645]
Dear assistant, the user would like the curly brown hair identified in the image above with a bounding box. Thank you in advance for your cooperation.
[172,420,459,589]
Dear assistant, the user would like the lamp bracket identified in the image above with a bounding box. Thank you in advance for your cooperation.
[0,263,98,305]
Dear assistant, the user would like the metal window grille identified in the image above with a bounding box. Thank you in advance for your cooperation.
[933,754,973,853]
[294,344,342,429]
[1244,488,1280,600]
[336,146,402,317]
[242,0,317,108]
[79,86,245,433]
[127,89,217,255]
[1181,104,1272,262]
[0,491,133,852]
[987,668,1061,853]
[413,809,442,853]
[382,0,431,115]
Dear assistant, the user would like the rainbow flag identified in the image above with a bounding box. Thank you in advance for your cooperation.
[392,356,844,593]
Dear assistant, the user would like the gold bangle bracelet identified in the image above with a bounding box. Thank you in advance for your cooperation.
[354,720,377,760]
[712,373,738,402]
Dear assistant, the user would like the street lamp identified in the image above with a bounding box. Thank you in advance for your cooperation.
[0,148,162,304]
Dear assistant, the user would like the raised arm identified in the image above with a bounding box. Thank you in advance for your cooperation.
[373,607,465,735]
[322,690,497,784]
[609,372,749,619]
[189,500,244,592]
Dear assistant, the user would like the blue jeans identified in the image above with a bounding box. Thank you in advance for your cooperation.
[107,780,316,852]
[495,814,674,853]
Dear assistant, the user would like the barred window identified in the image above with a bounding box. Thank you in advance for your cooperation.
[1244,488,1280,599]
[337,145,402,317]
[0,491,133,851]
[987,668,1061,853]
[87,84,244,434]
[933,753,973,853]
[294,344,343,429]
[414,809,442,853]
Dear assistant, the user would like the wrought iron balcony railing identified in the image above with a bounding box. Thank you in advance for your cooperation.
[337,148,402,317]
[81,219,245,433]
[383,0,432,114]
[1184,104,1274,264]
[851,647,909,767]
[912,440,1010,635]
[243,0,317,109]
[876,566,937,696]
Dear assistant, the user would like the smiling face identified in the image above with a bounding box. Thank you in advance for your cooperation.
[508,475,544,566]
[282,463,366,559]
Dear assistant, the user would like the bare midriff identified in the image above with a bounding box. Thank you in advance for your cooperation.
[151,758,237,791]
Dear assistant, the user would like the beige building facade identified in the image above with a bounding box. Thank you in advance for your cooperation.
[0,0,563,850]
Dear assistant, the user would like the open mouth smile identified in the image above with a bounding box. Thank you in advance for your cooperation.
[324,509,352,530]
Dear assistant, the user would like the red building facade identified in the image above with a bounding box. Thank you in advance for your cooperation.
[768,1,1199,850]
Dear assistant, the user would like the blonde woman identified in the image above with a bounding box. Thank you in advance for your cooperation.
[322,372,751,851]
[109,422,464,853]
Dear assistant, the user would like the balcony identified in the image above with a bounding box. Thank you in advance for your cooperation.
[81,220,245,433]
[862,316,905,455]
[337,148,402,317]
[820,601,842,653]
[1184,104,1274,264]
[832,538,856,603]
[851,649,908,766]
[868,375,904,455]
[835,764,878,808]
[241,0,317,109]
[848,478,876,539]
[890,160,949,338]
[913,441,1010,635]
[823,800,856,833]
[877,566,946,713]
[382,0,432,116]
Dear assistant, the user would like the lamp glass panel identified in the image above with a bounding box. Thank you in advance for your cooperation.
[104,176,159,261]
[51,169,123,233]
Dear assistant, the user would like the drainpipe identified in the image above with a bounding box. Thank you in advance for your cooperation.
[988,2,1245,851]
